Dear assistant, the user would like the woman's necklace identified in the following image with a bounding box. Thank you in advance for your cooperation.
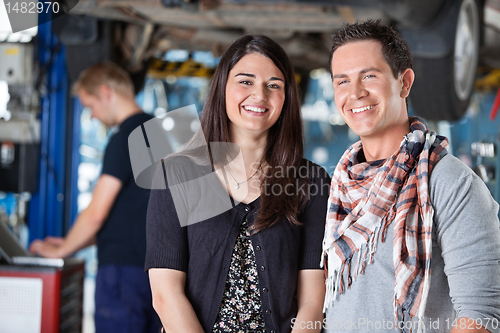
[226,163,263,190]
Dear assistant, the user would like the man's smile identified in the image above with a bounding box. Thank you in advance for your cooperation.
[349,104,377,113]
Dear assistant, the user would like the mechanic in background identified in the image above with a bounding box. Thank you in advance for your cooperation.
[30,62,161,333]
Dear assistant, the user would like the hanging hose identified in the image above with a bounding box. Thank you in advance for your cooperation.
[489,87,500,121]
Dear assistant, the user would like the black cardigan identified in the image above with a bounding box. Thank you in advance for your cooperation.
[145,157,331,333]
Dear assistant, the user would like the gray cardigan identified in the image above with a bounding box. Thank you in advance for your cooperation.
[324,153,500,333]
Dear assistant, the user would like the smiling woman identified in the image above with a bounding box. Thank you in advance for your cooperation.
[145,35,331,333]
[225,53,285,142]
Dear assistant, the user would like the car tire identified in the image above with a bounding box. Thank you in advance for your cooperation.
[410,0,480,121]
[65,19,114,85]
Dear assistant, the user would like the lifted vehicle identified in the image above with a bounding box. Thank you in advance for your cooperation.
[58,0,500,120]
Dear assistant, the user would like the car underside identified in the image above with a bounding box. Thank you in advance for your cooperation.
[57,0,500,120]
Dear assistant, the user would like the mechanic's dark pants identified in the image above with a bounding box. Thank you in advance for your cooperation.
[95,264,161,333]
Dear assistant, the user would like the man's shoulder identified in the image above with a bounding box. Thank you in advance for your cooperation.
[429,153,478,201]
[430,153,475,186]
[110,112,152,143]
[131,112,154,123]
[429,153,495,213]
[117,112,153,135]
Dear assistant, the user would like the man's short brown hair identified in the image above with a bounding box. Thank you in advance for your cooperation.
[72,62,135,98]
[329,20,413,79]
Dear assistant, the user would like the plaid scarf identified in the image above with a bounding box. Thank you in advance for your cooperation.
[321,117,448,331]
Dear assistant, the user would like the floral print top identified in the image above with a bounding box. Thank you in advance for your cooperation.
[212,219,265,332]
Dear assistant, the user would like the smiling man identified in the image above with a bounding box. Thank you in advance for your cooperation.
[321,20,500,333]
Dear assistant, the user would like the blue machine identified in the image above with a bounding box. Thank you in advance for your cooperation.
[27,11,79,242]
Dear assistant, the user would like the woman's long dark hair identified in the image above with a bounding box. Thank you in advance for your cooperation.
[200,34,306,232]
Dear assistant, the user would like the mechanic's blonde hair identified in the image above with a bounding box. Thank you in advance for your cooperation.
[73,62,135,98]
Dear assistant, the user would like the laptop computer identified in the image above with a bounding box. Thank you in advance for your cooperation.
[0,221,79,267]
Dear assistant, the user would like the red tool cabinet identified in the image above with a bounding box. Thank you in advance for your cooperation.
[0,259,84,333]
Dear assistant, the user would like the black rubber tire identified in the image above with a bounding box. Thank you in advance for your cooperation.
[410,0,480,121]
[65,19,114,85]
[411,55,469,121]
[65,20,148,95]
